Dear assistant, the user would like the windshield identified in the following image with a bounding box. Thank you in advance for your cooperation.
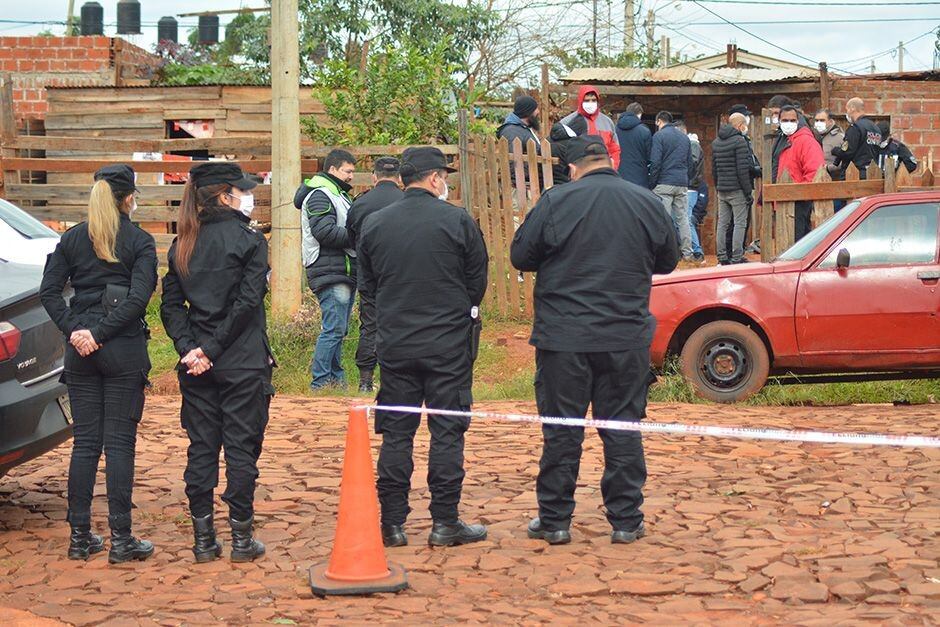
[0,199,58,239]
[775,201,860,261]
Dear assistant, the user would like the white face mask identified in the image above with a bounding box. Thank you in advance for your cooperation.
[129,199,138,219]
[771,115,779,125]
[814,121,828,133]
[845,113,853,123]
[237,193,255,218]
[742,125,749,135]
[437,177,449,202]
[745,115,752,126]
[780,121,798,136]
[582,101,598,115]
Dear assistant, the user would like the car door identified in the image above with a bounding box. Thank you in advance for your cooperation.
[794,200,940,369]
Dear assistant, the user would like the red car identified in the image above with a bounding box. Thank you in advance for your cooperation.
[650,192,940,402]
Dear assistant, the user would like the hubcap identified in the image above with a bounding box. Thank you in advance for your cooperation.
[700,338,750,390]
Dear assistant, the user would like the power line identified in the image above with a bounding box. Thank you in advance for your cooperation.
[677,0,940,5]
[689,17,940,25]
[830,29,938,64]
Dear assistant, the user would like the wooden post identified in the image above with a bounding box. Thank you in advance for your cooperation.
[458,109,473,216]
[759,108,775,262]
[819,62,829,109]
[811,165,833,226]
[884,159,897,193]
[270,0,302,317]
[0,73,17,200]
[774,170,796,253]
[540,63,550,136]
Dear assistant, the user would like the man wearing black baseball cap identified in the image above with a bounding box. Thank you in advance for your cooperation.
[511,135,679,546]
[358,146,488,548]
[345,157,404,393]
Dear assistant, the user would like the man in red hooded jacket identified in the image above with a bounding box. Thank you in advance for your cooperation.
[774,104,825,241]
[560,86,621,170]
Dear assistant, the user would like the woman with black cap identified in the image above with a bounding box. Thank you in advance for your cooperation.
[40,164,158,563]
[160,162,273,563]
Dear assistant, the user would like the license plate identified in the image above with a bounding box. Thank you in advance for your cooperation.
[58,394,72,424]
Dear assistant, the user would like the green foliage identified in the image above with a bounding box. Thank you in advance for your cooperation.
[157,62,266,87]
[301,39,463,145]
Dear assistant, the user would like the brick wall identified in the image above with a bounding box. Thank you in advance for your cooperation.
[830,75,940,163]
[0,36,159,122]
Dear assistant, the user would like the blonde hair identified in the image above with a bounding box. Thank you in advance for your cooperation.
[87,179,123,263]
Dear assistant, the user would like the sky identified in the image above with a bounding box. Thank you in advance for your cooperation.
[1,0,938,75]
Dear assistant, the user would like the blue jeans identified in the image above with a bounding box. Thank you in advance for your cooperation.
[686,190,703,256]
[311,283,355,389]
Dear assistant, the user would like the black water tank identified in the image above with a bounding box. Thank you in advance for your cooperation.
[157,16,178,43]
[198,15,220,45]
[116,0,141,35]
[80,2,104,36]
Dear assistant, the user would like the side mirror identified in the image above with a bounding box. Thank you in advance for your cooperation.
[836,248,850,269]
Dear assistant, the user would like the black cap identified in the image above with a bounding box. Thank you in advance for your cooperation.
[94,164,137,194]
[566,135,608,164]
[189,162,258,191]
[373,156,401,176]
[728,104,752,117]
[513,95,539,118]
[400,146,457,177]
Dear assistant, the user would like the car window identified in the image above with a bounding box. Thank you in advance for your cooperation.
[776,201,859,261]
[819,202,939,268]
[0,199,58,239]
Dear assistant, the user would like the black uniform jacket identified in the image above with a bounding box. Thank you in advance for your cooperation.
[357,188,488,361]
[160,208,273,370]
[346,180,405,250]
[832,116,882,173]
[510,168,679,352]
[40,213,157,343]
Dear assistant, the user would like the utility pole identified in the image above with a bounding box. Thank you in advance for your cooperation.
[898,41,904,72]
[660,36,668,68]
[270,0,302,317]
[66,0,76,35]
[624,0,636,54]
[645,9,655,64]
[592,0,599,65]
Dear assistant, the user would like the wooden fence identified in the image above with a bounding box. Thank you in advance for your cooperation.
[463,134,555,318]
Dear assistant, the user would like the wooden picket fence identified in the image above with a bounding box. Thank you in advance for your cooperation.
[463,134,555,318]
[761,160,938,260]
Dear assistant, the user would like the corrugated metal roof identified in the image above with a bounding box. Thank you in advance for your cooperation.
[561,66,819,85]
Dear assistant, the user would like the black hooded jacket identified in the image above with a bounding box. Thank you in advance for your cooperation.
[711,124,753,194]
[615,112,652,187]
[549,123,576,184]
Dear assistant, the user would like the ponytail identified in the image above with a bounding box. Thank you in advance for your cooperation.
[175,180,229,277]
[87,180,121,263]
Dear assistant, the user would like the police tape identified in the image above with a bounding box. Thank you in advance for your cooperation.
[365,405,940,449]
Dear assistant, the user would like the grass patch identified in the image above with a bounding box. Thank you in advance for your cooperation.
[143,294,938,406]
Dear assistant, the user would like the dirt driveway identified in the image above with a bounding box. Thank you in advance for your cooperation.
[0,396,938,625]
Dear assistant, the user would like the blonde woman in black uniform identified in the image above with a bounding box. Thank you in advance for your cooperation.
[160,162,273,563]
[40,165,157,563]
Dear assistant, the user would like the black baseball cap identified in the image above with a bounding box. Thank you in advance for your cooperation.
[566,135,609,164]
[94,164,138,194]
[373,156,401,175]
[189,162,258,191]
[400,146,457,177]
[728,104,753,117]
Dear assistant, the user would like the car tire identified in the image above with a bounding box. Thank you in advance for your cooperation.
[680,320,770,403]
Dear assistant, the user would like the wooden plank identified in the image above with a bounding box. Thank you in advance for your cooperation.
[47,86,222,103]
[458,110,473,217]
[2,158,318,174]
[844,162,860,182]
[25,205,274,223]
[502,137,522,316]
[540,138,554,191]
[7,184,272,204]
[759,107,774,262]
[884,160,898,193]
[588,80,820,97]
[485,135,508,316]
[526,139,541,203]
[473,141,497,312]
[774,171,795,253]
[7,135,275,155]
[810,166,834,227]
[762,180,883,202]
[44,113,165,131]
[866,163,883,181]
[299,145,460,157]
[164,109,228,120]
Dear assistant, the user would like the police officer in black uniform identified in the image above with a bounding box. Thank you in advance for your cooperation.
[357,147,489,548]
[876,121,918,174]
[40,165,158,563]
[511,136,679,545]
[160,162,273,563]
[346,157,404,393]
[831,97,882,180]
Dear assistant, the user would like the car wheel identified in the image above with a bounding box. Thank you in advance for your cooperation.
[680,320,770,403]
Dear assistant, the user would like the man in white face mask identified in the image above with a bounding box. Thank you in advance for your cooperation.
[812,109,845,178]
[774,105,825,241]
[559,85,621,170]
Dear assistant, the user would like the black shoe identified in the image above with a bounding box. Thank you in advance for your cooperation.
[428,520,487,546]
[718,259,731,266]
[359,370,375,393]
[611,522,646,544]
[109,529,155,564]
[526,517,571,545]
[381,524,407,547]
[192,514,223,563]
[68,525,104,560]
[230,516,265,563]
[731,258,750,264]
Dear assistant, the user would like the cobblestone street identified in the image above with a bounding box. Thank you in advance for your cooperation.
[0,396,938,625]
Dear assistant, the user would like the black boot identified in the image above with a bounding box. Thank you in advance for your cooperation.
[109,529,155,564]
[428,520,487,546]
[381,524,407,548]
[527,517,571,545]
[192,514,223,563]
[230,516,265,563]
[358,369,374,393]
[68,525,105,560]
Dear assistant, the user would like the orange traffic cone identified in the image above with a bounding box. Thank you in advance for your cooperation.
[309,407,408,596]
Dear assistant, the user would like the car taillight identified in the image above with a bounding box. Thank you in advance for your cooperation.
[0,321,21,361]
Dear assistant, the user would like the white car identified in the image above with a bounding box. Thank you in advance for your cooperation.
[0,199,59,265]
